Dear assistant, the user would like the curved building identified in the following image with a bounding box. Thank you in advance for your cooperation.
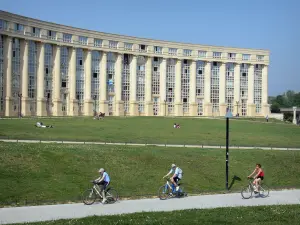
[0,11,270,117]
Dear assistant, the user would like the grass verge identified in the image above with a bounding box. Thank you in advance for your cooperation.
[0,117,299,147]
[1,142,300,206]
[6,204,300,225]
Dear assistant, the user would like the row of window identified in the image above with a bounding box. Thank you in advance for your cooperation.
[0,19,266,61]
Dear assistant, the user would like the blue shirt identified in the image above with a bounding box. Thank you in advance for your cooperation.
[169,167,183,179]
[103,172,110,183]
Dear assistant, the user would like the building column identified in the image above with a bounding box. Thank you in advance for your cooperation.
[293,107,297,125]
[160,58,167,116]
[203,61,212,116]
[20,39,30,116]
[189,60,197,116]
[36,42,47,116]
[174,59,182,116]
[233,63,241,116]
[4,36,13,116]
[69,47,78,116]
[247,64,255,116]
[99,51,108,115]
[84,49,93,116]
[130,55,138,116]
[115,53,124,116]
[145,56,153,116]
[262,65,270,116]
[52,45,62,116]
[219,62,227,116]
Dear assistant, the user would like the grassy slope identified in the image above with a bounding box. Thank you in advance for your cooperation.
[7,205,300,225]
[0,117,299,147]
[1,142,300,205]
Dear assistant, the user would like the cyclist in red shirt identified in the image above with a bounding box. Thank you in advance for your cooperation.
[248,163,264,192]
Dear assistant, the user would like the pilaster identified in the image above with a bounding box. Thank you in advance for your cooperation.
[52,45,62,116]
[21,39,30,116]
[84,49,93,116]
[99,52,108,114]
[145,56,152,116]
[204,103,212,116]
[4,36,12,116]
[189,60,197,116]
[233,63,241,116]
[175,59,182,116]
[130,55,138,116]
[114,53,123,116]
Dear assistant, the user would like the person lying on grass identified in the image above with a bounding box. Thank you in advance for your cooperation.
[35,122,54,128]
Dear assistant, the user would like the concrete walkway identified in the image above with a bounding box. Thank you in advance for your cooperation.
[1,139,299,151]
[1,189,300,224]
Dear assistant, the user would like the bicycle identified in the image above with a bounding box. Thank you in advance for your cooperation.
[158,177,188,200]
[82,181,119,205]
[241,177,270,199]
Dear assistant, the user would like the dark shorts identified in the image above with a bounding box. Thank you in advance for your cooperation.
[257,176,264,180]
[173,176,181,184]
[97,181,109,191]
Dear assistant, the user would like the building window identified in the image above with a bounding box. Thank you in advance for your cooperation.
[63,33,72,43]
[228,53,236,60]
[14,23,24,33]
[242,54,250,61]
[183,49,192,57]
[124,43,133,51]
[76,48,85,114]
[109,41,118,49]
[107,52,115,93]
[196,61,205,97]
[44,44,53,115]
[122,54,130,113]
[198,51,206,58]
[213,52,222,59]
[92,51,101,112]
[60,46,69,113]
[79,36,88,45]
[152,57,161,96]
[94,39,102,47]
[139,44,147,53]
[211,62,220,113]
[257,55,264,61]
[181,60,190,113]
[197,99,203,116]
[240,63,249,116]
[108,95,114,115]
[48,30,56,40]
[226,63,234,113]
[137,56,146,112]
[168,48,177,56]
[153,97,159,116]
[32,27,40,37]
[11,38,21,113]
[154,46,162,54]
[254,64,262,114]
[0,20,8,30]
[166,59,176,113]
[28,40,37,114]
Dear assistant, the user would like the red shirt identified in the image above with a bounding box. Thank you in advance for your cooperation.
[258,170,264,177]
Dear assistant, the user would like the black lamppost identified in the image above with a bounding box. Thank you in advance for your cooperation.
[18,93,22,118]
[225,107,233,190]
[93,95,97,116]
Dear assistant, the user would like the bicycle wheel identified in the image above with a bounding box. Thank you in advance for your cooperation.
[158,185,171,200]
[241,185,253,199]
[259,184,270,198]
[106,188,119,204]
[82,189,97,205]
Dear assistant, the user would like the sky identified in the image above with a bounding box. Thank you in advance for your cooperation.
[1,0,299,96]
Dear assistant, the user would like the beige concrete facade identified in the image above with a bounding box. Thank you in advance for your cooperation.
[0,10,270,117]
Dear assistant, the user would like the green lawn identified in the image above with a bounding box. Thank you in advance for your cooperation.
[8,205,300,225]
[0,117,299,147]
[1,142,300,206]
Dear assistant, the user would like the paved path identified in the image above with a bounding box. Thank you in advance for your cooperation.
[1,139,300,151]
[1,189,300,224]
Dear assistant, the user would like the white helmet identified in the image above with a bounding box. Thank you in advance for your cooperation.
[99,168,104,173]
[171,164,176,168]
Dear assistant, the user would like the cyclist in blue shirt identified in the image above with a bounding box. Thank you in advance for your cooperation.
[163,163,183,192]
[95,168,110,203]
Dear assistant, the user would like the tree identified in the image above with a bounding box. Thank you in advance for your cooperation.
[270,90,300,113]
